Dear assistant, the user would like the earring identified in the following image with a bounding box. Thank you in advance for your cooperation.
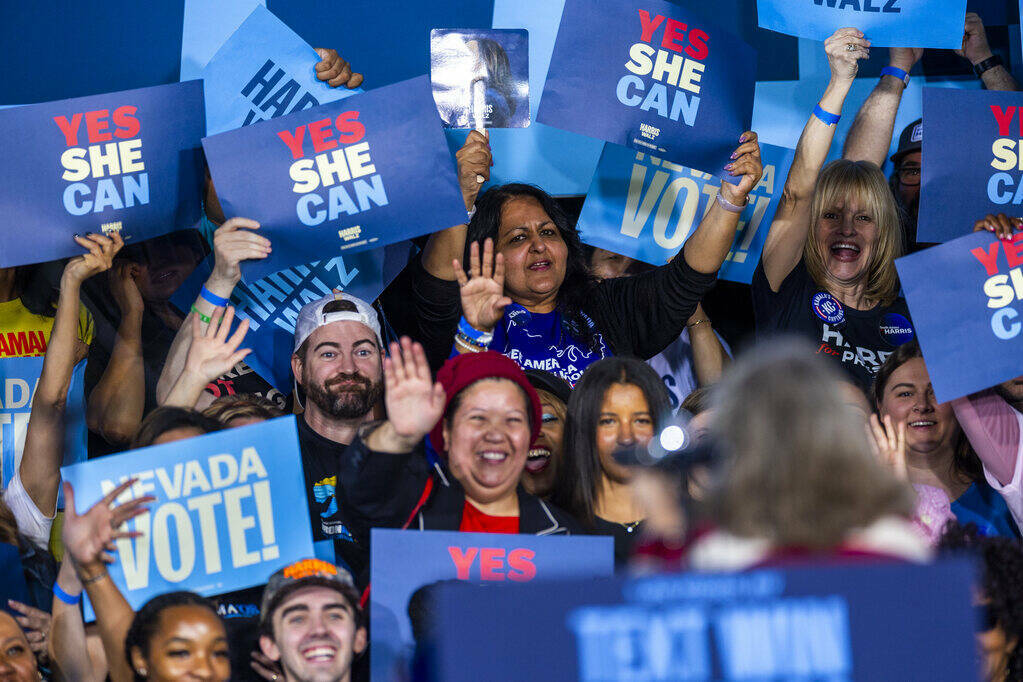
[138,668,148,677]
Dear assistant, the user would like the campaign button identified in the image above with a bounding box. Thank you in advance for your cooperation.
[879,313,914,346]
[811,291,845,326]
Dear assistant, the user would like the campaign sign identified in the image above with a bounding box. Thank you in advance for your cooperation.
[0,81,206,269]
[432,559,979,681]
[537,0,755,175]
[203,76,466,281]
[897,230,1023,402]
[919,88,1023,243]
[431,29,530,129]
[577,142,794,284]
[1,358,88,492]
[200,5,360,137]
[0,544,30,616]
[756,0,967,49]
[171,242,413,392]
[370,528,613,682]
[61,416,313,618]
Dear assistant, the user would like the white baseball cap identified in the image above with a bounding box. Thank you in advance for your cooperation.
[293,292,383,353]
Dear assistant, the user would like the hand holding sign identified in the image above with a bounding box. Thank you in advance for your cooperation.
[889,46,924,73]
[454,239,513,334]
[825,28,870,81]
[721,131,764,206]
[955,12,994,66]
[456,131,492,209]
[973,212,1023,241]
[209,217,271,291]
[62,479,153,576]
[313,47,364,89]
[61,231,124,289]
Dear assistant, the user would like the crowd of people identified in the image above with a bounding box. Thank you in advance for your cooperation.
[3,12,1023,682]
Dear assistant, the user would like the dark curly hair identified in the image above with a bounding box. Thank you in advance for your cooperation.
[124,591,223,681]
[939,522,1023,680]
[465,183,602,352]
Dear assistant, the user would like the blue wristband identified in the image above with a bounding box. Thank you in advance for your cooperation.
[53,582,81,605]
[812,104,841,127]
[200,286,230,307]
[880,65,910,85]
[458,316,489,343]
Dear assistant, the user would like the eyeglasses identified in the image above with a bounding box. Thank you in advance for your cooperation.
[896,166,921,187]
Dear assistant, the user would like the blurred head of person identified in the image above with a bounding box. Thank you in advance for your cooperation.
[806,160,903,306]
[939,522,1023,681]
[996,375,1023,413]
[119,230,206,304]
[292,295,384,425]
[131,407,222,449]
[429,352,542,510]
[586,247,653,281]
[0,610,38,682]
[203,394,284,429]
[553,356,672,528]
[888,119,922,242]
[259,559,366,682]
[872,342,981,485]
[520,370,572,498]
[708,340,915,549]
[125,591,229,682]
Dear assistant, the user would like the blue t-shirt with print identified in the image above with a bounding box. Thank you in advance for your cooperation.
[486,304,611,385]
[951,479,1020,539]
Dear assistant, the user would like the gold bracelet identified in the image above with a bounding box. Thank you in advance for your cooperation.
[79,570,109,586]
[686,318,711,329]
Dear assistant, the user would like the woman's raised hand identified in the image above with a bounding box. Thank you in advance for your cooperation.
[383,337,446,442]
[61,480,153,574]
[720,131,764,207]
[825,27,870,81]
[453,238,512,334]
[869,413,908,481]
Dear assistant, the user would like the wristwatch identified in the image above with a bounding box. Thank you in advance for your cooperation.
[880,65,910,87]
[974,54,1004,78]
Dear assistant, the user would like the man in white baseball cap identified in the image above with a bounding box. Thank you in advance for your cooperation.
[291,292,384,581]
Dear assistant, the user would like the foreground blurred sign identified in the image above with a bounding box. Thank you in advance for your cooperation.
[756,0,966,48]
[920,87,1023,243]
[537,0,755,175]
[370,528,613,682]
[897,230,1023,402]
[0,81,205,268]
[203,75,466,281]
[201,5,360,137]
[171,242,412,392]
[577,142,794,284]
[432,559,978,681]
[62,417,313,618]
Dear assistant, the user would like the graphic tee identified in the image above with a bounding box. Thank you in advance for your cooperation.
[752,260,915,391]
[0,298,93,357]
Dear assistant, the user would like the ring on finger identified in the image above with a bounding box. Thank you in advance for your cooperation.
[845,43,857,52]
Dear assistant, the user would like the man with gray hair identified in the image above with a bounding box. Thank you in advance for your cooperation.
[292,292,384,581]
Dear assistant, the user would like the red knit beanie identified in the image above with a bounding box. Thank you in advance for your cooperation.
[428,351,542,454]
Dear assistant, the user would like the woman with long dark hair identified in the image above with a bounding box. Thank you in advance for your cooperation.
[552,357,672,562]
[413,132,764,384]
[873,342,1019,538]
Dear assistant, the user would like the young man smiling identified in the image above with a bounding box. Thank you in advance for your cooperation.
[259,559,367,682]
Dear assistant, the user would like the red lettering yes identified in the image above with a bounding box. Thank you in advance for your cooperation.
[637,10,709,59]
[54,106,142,146]
[278,111,365,160]
[991,106,1019,137]
[446,546,537,582]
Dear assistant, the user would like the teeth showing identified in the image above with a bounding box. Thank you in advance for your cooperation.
[480,451,507,461]
[528,448,551,459]
[831,242,860,252]
[909,420,936,427]
[303,647,336,661]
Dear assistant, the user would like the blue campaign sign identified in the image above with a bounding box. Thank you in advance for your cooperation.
[203,75,466,281]
[171,242,413,392]
[370,528,613,682]
[756,0,967,49]
[0,81,206,269]
[61,416,313,617]
[432,559,979,681]
[537,0,755,175]
[919,87,1023,243]
[897,230,1023,402]
[200,5,360,137]
[577,142,794,284]
[1,358,88,494]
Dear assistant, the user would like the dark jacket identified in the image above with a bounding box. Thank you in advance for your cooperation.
[410,252,718,370]
[337,425,583,543]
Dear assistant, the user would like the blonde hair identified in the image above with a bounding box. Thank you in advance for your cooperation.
[805,160,903,306]
[708,340,915,549]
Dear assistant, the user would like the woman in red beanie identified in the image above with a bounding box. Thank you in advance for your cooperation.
[336,337,581,541]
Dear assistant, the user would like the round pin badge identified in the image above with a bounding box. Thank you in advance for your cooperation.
[879,313,914,347]
[811,291,845,326]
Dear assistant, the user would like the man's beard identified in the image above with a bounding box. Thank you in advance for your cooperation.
[305,371,383,420]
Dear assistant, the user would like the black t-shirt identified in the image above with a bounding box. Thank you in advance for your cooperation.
[751,259,915,392]
[296,416,367,582]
